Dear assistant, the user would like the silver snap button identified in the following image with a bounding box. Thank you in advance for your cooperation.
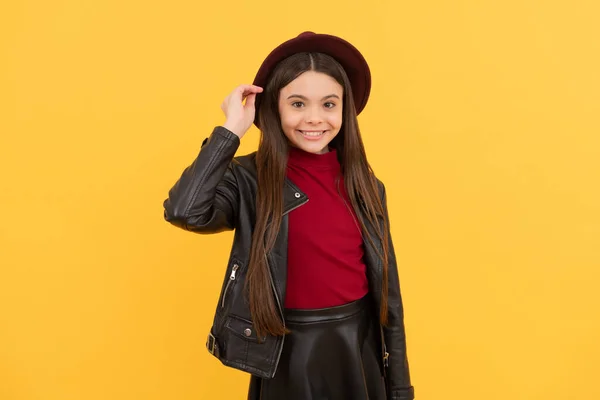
[294,192,301,198]
[244,328,252,337]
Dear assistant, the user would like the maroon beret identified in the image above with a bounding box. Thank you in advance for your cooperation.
[252,31,371,127]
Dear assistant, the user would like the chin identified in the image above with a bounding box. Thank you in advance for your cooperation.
[293,140,332,154]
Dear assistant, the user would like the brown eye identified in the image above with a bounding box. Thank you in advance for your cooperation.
[292,101,304,108]
[324,102,336,109]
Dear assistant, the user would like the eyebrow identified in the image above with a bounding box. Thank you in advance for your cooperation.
[286,94,340,100]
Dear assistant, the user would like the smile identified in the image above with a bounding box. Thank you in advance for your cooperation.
[297,130,326,137]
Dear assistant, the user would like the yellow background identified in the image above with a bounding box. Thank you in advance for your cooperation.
[1,0,599,399]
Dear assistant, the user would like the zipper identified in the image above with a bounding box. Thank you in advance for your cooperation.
[251,197,305,377]
[221,263,239,308]
[377,227,388,373]
[265,253,286,378]
[338,182,389,371]
[380,324,389,377]
[271,198,307,375]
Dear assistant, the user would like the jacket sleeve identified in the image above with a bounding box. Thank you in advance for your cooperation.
[163,126,240,234]
[381,183,415,400]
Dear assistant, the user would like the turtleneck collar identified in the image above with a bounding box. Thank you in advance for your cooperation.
[287,146,340,170]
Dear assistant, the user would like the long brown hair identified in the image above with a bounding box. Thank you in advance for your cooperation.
[247,52,390,338]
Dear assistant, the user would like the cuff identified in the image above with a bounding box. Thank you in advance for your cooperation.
[390,386,415,400]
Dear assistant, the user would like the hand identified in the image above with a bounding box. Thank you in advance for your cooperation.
[221,84,263,138]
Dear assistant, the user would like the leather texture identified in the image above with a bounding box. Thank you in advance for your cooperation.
[248,295,386,400]
[163,126,414,399]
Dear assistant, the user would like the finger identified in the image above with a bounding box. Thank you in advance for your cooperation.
[245,93,257,108]
[237,84,263,95]
[241,90,261,104]
[230,85,262,104]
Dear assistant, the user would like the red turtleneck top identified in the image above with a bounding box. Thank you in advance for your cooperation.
[284,146,369,309]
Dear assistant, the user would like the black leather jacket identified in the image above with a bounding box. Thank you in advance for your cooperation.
[163,126,415,400]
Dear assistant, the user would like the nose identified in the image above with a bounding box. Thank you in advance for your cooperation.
[304,106,323,124]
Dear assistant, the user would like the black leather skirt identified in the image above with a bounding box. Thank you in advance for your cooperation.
[247,295,386,400]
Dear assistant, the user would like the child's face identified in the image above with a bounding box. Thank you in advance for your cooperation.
[278,71,343,154]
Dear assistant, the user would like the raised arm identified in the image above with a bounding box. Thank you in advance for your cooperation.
[163,126,240,233]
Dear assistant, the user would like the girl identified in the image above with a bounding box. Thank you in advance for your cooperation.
[163,31,415,400]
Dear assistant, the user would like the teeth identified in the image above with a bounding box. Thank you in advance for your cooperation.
[300,131,324,137]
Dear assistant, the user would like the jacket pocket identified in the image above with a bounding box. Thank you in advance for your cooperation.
[225,315,265,342]
[220,315,278,376]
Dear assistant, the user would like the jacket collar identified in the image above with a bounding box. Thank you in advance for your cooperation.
[283,178,308,215]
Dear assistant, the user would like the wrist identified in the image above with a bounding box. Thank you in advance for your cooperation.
[222,121,246,138]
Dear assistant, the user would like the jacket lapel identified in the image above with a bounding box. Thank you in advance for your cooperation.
[266,178,309,310]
